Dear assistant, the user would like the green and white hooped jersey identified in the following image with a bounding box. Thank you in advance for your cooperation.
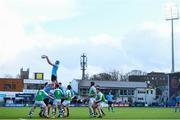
[89,86,96,98]
[66,90,72,101]
[96,92,103,102]
[35,90,48,101]
[54,88,63,100]
[102,94,107,103]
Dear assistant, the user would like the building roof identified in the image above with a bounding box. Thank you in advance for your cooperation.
[24,79,50,84]
[79,80,147,88]
[0,78,22,80]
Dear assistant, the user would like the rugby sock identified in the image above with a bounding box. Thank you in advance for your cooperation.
[97,107,102,116]
[52,108,56,116]
[39,107,43,116]
[101,109,105,115]
[111,106,114,112]
[108,107,110,111]
[29,109,34,116]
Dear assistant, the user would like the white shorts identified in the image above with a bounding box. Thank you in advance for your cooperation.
[62,100,71,107]
[97,102,103,108]
[53,99,61,106]
[89,98,96,106]
[34,101,46,108]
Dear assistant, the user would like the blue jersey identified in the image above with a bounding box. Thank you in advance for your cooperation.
[60,86,66,96]
[176,96,180,102]
[106,94,113,102]
[52,64,59,76]
[43,84,52,98]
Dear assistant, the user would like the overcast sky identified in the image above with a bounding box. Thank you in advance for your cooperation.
[0,0,180,85]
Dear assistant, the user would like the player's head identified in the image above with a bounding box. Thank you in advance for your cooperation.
[59,82,62,86]
[55,60,60,65]
[44,82,48,86]
[90,82,95,86]
[39,85,44,90]
[67,85,72,90]
[96,85,100,92]
[109,90,112,95]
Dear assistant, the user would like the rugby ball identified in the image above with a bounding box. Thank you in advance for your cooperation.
[41,55,47,59]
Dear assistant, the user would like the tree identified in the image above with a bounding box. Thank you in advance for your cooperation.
[90,72,112,81]
[126,70,147,76]
[110,70,129,81]
[89,69,146,81]
[110,70,119,81]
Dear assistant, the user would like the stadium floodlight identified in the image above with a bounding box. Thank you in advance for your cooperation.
[165,2,179,73]
[80,53,87,80]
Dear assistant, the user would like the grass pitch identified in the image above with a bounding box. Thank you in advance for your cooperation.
[0,107,180,119]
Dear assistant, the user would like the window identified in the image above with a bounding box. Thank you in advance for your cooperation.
[12,84,16,89]
[124,90,127,95]
[120,89,133,96]
[138,91,145,94]
[4,84,11,90]
[147,90,149,94]
[138,98,144,100]
[128,90,134,95]
[120,90,123,95]
[151,90,153,94]
[3,84,16,90]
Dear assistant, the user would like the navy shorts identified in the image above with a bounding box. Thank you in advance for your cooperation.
[108,101,113,105]
[51,75,57,82]
[43,98,49,106]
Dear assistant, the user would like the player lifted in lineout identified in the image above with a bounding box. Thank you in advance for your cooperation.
[41,55,60,86]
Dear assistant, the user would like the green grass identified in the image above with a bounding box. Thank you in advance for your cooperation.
[0,107,180,119]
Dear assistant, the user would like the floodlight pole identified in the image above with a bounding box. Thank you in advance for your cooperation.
[80,53,87,80]
[171,18,175,73]
[166,8,179,73]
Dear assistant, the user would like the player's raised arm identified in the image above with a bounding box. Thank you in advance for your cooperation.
[48,94,54,100]
[45,56,55,66]
[41,55,54,66]
[44,90,54,99]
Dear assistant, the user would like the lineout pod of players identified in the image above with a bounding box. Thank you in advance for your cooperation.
[28,82,73,119]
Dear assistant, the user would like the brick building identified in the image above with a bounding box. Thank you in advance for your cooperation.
[0,78,23,92]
